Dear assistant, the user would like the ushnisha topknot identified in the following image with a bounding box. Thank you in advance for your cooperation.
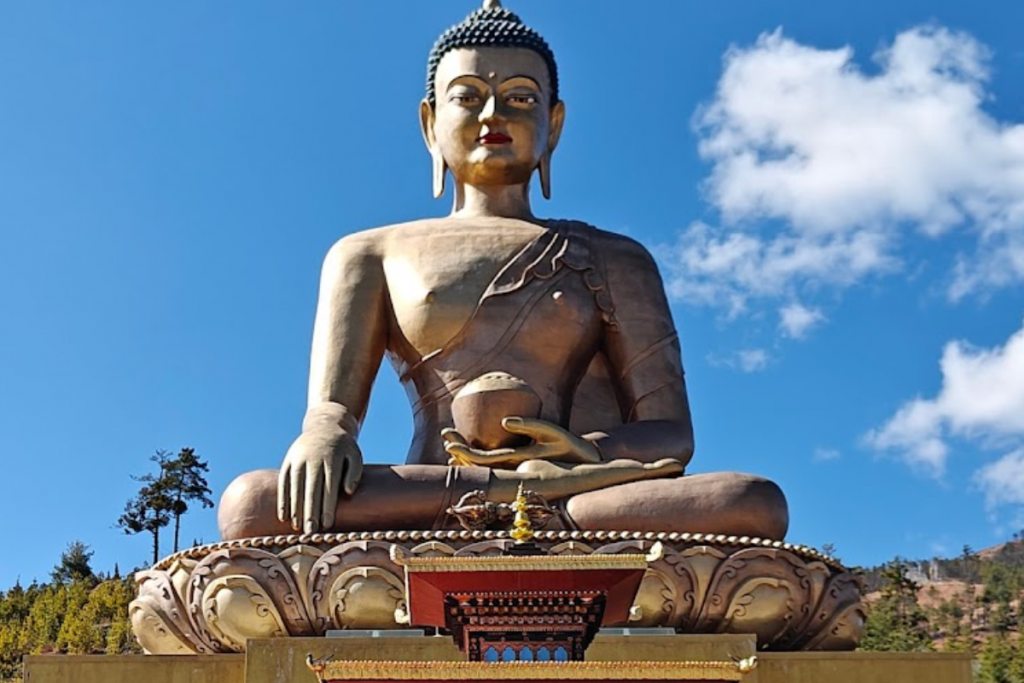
[426,0,559,107]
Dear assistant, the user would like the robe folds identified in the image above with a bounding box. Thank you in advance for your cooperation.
[387,220,687,467]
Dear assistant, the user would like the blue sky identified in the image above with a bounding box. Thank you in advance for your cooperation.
[2,1,1024,588]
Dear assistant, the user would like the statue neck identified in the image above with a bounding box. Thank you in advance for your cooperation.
[451,182,534,220]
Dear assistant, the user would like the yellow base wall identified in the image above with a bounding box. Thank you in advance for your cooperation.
[758,651,972,683]
[23,653,245,683]
[24,637,972,683]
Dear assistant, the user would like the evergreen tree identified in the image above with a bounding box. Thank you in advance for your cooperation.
[961,545,978,583]
[117,451,180,564]
[21,585,67,654]
[978,634,1014,683]
[1010,641,1024,683]
[162,447,214,553]
[860,559,932,652]
[50,542,96,586]
[117,480,172,565]
[116,448,214,562]
[0,547,142,679]
[56,579,137,655]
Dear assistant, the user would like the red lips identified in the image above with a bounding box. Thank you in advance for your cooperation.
[478,132,512,145]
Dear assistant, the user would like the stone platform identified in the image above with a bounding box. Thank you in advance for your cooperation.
[25,635,972,683]
[130,529,864,654]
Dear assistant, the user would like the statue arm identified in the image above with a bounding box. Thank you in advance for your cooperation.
[279,233,389,533]
[586,237,695,468]
[306,233,389,426]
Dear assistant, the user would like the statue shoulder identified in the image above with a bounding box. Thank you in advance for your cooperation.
[552,220,661,273]
[324,218,447,265]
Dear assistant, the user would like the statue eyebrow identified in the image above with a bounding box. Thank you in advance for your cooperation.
[446,75,489,92]
[499,75,542,90]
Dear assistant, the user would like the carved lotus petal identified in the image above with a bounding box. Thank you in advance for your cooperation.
[131,534,863,653]
[130,595,198,655]
[202,575,289,652]
[328,567,407,630]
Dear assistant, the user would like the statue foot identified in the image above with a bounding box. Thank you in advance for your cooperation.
[218,466,787,542]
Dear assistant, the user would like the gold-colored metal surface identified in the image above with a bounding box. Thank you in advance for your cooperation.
[396,553,650,574]
[22,646,974,683]
[446,488,556,532]
[161,0,867,657]
[510,483,535,543]
[131,536,862,655]
[214,1,792,546]
[307,658,753,681]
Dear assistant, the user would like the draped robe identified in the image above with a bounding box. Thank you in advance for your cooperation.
[385,220,687,467]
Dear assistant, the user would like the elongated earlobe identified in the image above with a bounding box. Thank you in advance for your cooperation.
[432,152,447,199]
[539,152,552,200]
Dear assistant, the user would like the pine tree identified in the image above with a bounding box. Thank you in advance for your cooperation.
[961,545,978,583]
[50,542,96,586]
[116,475,172,565]
[162,448,214,553]
[56,579,137,655]
[860,559,932,652]
[978,634,1014,683]
[116,448,214,562]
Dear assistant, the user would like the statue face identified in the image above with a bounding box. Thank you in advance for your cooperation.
[423,47,564,188]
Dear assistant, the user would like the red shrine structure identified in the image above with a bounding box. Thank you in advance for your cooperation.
[393,546,654,662]
[306,489,758,682]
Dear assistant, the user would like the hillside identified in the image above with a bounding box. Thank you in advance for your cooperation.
[859,535,1024,669]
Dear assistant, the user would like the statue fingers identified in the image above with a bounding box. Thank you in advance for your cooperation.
[277,463,291,524]
[510,442,561,461]
[289,463,306,531]
[322,457,340,531]
[445,441,515,465]
[441,428,469,447]
[342,452,363,497]
[444,442,481,466]
[304,465,325,534]
[649,458,685,474]
[502,417,569,444]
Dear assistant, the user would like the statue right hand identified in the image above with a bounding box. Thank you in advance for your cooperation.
[277,428,363,534]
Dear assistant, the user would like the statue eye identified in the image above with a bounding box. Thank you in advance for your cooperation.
[506,94,538,107]
[450,93,481,105]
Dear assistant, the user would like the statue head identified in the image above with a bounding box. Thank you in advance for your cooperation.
[420,0,566,200]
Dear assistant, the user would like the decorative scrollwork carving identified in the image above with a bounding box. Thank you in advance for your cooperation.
[131,533,863,654]
[308,541,404,633]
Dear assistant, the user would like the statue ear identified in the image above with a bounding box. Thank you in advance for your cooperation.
[540,101,566,200]
[548,100,566,153]
[419,99,447,199]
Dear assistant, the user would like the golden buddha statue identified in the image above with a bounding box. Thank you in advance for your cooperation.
[133,4,865,656]
[217,0,788,543]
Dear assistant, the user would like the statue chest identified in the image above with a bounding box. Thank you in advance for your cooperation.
[382,230,543,356]
[385,259,604,366]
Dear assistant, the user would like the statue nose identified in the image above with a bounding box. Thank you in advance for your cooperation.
[479,95,506,124]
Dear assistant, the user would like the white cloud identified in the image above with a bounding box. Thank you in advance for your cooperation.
[664,222,894,316]
[665,26,1024,315]
[813,447,841,462]
[707,348,770,373]
[975,448,1024,509]
[780,303,825,339]
[738,349,770,372]
[866,318,1024,476]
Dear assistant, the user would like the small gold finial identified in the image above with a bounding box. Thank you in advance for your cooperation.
[510,482,534,544]
[483,0,502,9]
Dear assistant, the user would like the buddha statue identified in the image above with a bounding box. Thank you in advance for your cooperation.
[217,0,788,543]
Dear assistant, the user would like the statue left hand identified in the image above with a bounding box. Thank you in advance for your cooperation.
[443,417,602,468]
